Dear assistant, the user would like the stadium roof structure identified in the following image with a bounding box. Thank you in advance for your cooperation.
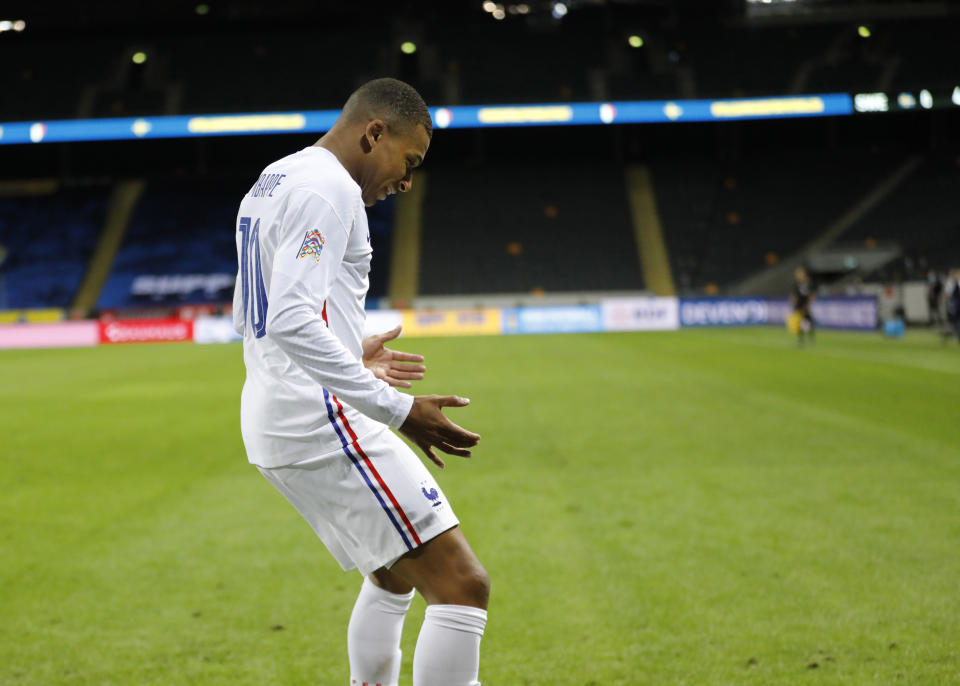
[2,0,957,145]
[6,0,956,33]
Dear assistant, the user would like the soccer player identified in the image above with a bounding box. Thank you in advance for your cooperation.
[790,266,815,346]
[233,78,489,686]
[945,268,960,344]
[927,269,944,327]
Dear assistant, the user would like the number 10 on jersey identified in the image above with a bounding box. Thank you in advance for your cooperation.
[239,216,268,338]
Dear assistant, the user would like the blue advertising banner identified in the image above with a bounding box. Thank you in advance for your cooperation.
[501,305,604,335]
[809,296,878,330]
[680,296,878,330]
[679,298,771,327]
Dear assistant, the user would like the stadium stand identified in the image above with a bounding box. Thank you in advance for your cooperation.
[0,185,109,309]
[1,38,87,120]
[1,36,159,120]
[418,161,644,295]
[366,196,396,302]
[685,25,839,98]
[886,20,958,91]
[652,149,908,292]
[92,175,395,310]
[3,12,959,121]
[804,35,886,95]
[843,154,960,276]
[96,179,241,309]
[2,4,958,310]
[165,31,374,114]
[436,22,606,104]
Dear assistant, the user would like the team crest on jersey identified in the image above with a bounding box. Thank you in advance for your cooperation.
[297,229,325,262]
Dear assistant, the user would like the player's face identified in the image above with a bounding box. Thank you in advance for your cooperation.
[362,122,430,207]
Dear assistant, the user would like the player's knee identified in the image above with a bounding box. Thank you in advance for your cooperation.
[430,562,490,609]
[458,564,491,609]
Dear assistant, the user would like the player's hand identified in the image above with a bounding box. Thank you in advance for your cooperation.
[362,325,426,388]
[399,395,481,469]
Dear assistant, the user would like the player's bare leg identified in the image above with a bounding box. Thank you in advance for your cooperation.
[349,526,489,686]
[387,526,489,608]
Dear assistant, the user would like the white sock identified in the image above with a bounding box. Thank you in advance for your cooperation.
[347,577,415,686]
[412,604,487,686]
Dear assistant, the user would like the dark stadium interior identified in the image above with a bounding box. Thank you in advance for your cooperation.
[419,160,643,295]
[4,1,960,119]
[1,0,959,310]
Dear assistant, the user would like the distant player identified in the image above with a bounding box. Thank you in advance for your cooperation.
[927,269,944,327]
[233,78,489,686]
[945,269,960,344]
[790,266,815,346]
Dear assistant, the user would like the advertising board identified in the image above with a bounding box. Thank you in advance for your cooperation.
[0,322,99,350]
[401,308,501,337]
[194,316,242,344]
[99,319,194,344]
[679,298,771,327]
[680,296,878,330]
[601,297,679,332]
[810,296,878,330]
[502,305,603,335]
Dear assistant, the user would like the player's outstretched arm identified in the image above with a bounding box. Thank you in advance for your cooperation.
[399,395,481,469]
[362,325,426,389]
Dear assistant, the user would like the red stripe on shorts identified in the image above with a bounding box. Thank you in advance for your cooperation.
[332,394,422,546]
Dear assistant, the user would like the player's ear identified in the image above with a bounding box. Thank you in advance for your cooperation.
[365,120,386,148]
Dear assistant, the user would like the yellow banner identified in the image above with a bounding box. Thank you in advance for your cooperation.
[710,97,825,119]
[187,113,306,134]
[401,308,501,337]
[23,308,65,323]
[477,106,573,124]
[0,309,65,324]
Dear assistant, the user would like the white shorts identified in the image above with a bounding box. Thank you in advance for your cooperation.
[257,426,459,575]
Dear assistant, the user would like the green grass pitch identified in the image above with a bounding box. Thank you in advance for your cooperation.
[1,328,958,685]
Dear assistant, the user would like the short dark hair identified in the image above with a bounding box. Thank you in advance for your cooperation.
[343,78,433,139]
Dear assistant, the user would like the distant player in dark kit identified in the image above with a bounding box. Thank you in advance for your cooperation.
[944,269,960,344]
[927,269,944,326]
[790,266,815,345]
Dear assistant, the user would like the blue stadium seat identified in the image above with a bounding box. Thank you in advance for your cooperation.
[0,187,109,309]
[97,180,240,309]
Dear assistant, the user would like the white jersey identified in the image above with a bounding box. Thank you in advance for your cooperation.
[233,146,414,468]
